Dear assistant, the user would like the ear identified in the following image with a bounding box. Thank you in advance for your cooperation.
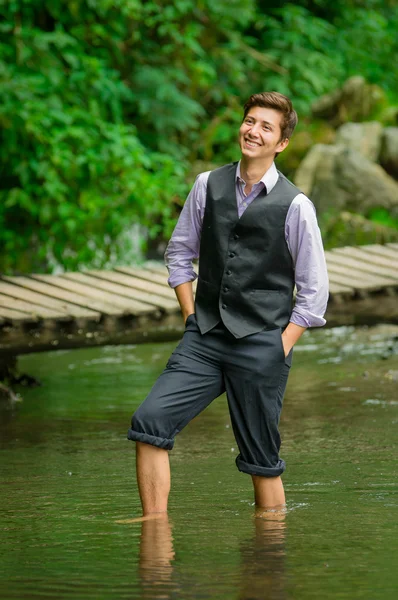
[276,137,289,154]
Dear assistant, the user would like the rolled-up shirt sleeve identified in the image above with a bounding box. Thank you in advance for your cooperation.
[164,172,209,288]
[286,194,329,328]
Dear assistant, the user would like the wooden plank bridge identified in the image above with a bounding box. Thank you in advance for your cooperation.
[1,243,397,357]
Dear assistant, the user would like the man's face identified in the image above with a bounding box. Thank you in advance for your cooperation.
[238,106,289,161]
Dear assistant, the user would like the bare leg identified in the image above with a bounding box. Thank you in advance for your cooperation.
[136,442,170,516]
[252,475,286,509]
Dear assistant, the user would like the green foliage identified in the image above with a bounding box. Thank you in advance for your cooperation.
[1,0,397,273]
[256,5,344,114]
[321,210,398,250]
[0,0,190,272]
[368,208,398,230]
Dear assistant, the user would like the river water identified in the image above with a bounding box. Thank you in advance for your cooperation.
[1,324,397,599]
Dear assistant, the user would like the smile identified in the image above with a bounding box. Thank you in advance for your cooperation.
[244,139,261,148]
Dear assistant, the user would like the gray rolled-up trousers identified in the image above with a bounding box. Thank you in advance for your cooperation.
[127,313,292,477]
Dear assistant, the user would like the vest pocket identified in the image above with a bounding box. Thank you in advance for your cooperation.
[249,290,286,332]
[250,289,281,294]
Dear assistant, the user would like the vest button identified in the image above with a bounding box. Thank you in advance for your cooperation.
[226,270,232,275]
[222,304,227,309]
[229,252,235,258]
[223,287,229,292]
[233,234,239,240]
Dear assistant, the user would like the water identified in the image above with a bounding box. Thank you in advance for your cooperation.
[0,325,397,599]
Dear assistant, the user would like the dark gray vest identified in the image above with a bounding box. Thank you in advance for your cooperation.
[195,162,299,338]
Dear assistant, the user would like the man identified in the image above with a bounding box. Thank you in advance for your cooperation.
[128,92,329,516]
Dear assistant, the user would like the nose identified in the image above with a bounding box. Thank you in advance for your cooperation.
[248,122,261,137]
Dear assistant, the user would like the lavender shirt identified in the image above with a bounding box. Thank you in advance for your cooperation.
[165,161,329,328]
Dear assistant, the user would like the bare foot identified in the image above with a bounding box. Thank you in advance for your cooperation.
[254,504,287,520]
[115,512,168,524]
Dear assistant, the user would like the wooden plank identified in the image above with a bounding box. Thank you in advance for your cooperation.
[61,273,154,315]
[361,244,398,261]
[99,270,175,298]
[115,266,168,286]
[0,280,77,320]
[332,246,397,270]
[143,261,169,275]
[113,267,175,298]
[340,246,398,269]
[65,272,167,313]
[85,271,178,311]
[0,306,39,322]
[116,266,198,293]
[332,246,398,274]
[23,276,112,316]
[327,272,357,289]
[31,275,127,316]
[79,271,175,310]
[143,261,199,292]
[328,282,355,295]
[325,251,398,281]
[2,276,101,320]
[387,243,398,251]
[326,262,394,289]
[27,277,116,315]
[326,269,379,292]
[0,295,62,319]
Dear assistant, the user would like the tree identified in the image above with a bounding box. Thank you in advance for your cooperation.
[1,0,397,273]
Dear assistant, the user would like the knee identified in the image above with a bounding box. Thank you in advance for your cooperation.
[131,404,156,434]
[131,400,173,438]
[129,403,175,450]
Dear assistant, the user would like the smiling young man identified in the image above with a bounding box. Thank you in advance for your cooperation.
[128,92,329,516]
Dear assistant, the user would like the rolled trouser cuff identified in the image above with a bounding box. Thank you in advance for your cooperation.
[127,429,174,450]
[236,455,286,477]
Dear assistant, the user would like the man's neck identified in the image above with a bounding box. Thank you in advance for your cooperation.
[239,157,274,186]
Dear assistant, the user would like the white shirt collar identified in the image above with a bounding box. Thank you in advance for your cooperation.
[236,161,279,194]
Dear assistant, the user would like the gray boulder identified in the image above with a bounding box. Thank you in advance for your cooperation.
[335,122,383,162]
[295,144,398,216]
[334,147,398,214]
[380,127,398,179]
[295,144,341,212]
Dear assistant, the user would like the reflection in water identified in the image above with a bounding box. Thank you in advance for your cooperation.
[238,509,286,600]
[136,510,286,600]
[139,514,175,599]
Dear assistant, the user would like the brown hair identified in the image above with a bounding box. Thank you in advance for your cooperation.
[243,92,298,140]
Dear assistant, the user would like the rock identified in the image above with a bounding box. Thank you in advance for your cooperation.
[311,76,385,126]
[380,127,398,179]
[335,122,383,162]
[294,144,340,207]
[335,148,398,214]
[293,144,321,197]
[277,122,335,179]
[295,145,398,216]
